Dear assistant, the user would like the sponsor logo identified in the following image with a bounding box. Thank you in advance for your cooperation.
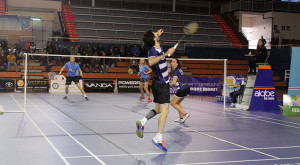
[85,83,113,88]
[52,83,59,89]
[118,81,139,85]
[5,82,13,88]
[292,108,300,112]
[254,89,275,100]
[17,80,24,87]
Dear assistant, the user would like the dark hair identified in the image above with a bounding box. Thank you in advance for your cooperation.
[257,39,266,50]
[143,30,155,48]
[174,58,181,68]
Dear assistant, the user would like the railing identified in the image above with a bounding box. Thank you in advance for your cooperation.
[69,0,212,14]
[221,0,300,13]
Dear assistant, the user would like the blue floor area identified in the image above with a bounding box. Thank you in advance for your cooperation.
[1,93,300,165]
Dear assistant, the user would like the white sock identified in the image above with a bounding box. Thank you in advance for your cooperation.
[155,133,162,141]
[141,117,147,125]
[84,94,87,97]
[66,94,68,97]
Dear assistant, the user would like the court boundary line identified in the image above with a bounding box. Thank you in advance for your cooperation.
[33,94,147,165]
[22,95,107,165]
[64,145,300,159]
[183,101,300,130]
[89,95,280,160]
[10,95,70,165]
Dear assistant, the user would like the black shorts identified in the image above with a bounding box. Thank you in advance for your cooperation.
[66,76,80,85]
[175,87,190,98]
[152,81,170,104]
[140,78,149,83]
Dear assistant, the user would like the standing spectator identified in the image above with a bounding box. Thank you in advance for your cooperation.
[69,42,78,55]
[131,44,140,57]
[0,50,7,71]
[140,44,147,57]
[29,42,36,53]
[125,43,132,57]
[7,51,17,72]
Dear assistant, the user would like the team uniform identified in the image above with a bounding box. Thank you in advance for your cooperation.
[139,65,150,83]
[148,47,170,104]
[173,67,190,98]
[64,62,81,85]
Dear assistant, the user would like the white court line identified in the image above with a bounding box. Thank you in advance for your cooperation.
[183,101,300,130]
[173,156,300,165]
[89,96,280,160]
[10,95,70,165]
[185,98,300,127]
[23,95,107,165]
[64,145,300,159]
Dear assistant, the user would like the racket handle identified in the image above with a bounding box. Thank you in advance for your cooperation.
[168,43,179,57]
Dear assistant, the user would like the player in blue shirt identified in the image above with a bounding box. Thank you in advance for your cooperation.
[136,29,175,152]
[169,58,190,123]
[59,57,88,101]
[138,59,152,102]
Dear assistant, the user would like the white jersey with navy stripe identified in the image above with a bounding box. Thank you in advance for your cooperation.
[148,47,169,84]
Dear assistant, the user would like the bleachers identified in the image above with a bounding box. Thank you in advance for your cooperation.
[70,6,231,46]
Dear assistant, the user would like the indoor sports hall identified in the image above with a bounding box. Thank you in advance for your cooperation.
[1,0,300,165]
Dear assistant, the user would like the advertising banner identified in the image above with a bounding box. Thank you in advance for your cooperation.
[84,80,114,92]
[0,80,14,92]
[117,79,140,92]
[16,79,48,93]
[283,94,300,116]
[171,77,221,96]
[288,47,300,95]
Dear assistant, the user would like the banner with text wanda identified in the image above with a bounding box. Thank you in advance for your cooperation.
[117,79,140,92]
[84,80,114,92]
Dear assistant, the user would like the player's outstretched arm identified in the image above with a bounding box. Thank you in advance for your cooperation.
[59,67,65,74]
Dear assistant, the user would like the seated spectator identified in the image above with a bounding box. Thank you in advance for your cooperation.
[69,42,78,55]
[140,44,147,57]
[61,44,70,64]
[92,45,98,56]
[248,39,267,75]
[107,48,117,68]
[8,45,16,54]
[17,49,26,65]
[82,53,93,73]
[46,41,54,54]
[7,51,17,72]
[97,44,105,56]
[78,45,85,55]
[91,51,101,73]
[230,75,247,107]
[119,45,125,57]
[42,49,52,72]
[100,53,109,73]
[0,50,7,71]
[125,43,132,57]
[131,44,140,57]
[85,44,92,55]
[29,42,36,53]
[0,41,7,50]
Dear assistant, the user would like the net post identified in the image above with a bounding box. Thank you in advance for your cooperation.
[223,59,227,110]
[23,53,28,113]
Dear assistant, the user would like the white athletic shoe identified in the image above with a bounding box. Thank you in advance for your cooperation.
[230,103,236,107]
[174,118,183,123]
[181,113,190,123]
